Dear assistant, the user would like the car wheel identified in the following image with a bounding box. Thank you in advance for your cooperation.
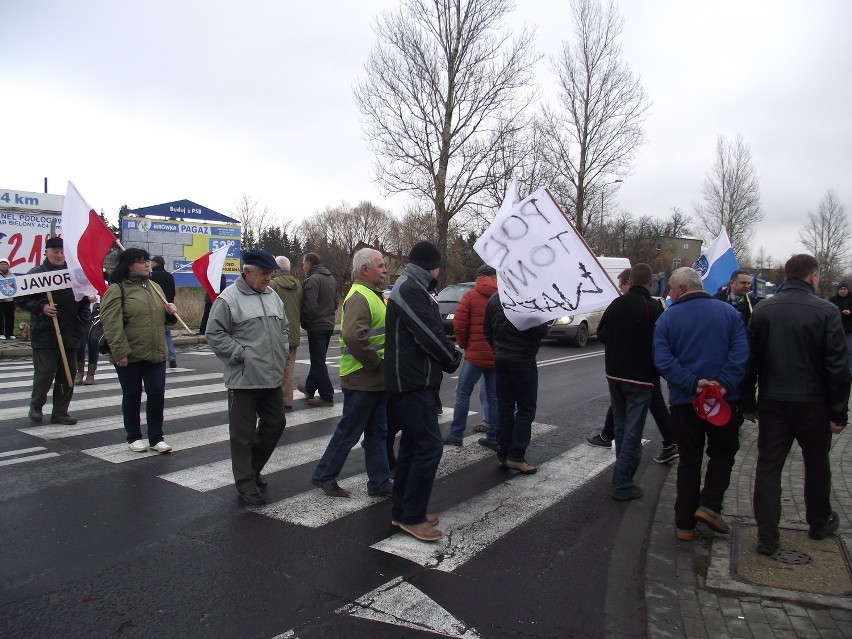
[571,322,588,348]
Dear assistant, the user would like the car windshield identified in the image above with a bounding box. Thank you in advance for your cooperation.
[437,284,473,302]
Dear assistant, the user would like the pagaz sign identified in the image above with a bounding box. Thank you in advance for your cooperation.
[0,269,72,299]
[0,188,65,274]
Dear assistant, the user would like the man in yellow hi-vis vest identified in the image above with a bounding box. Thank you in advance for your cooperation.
[311,248,393,498]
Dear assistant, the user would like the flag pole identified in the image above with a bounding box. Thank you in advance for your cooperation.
[46,291,74,387]
[114,240,194,334]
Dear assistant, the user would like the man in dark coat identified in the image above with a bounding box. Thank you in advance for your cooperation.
[150,256,177,367]
[598,263,663,501]
[743,254,850,555]
[16,237,91,424]
[828,281,852,374]
[299,252,339,406]
[385,241,462,542]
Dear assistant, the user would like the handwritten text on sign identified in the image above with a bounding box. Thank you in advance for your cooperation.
[474,188,618,330]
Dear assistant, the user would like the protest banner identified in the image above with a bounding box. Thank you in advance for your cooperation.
[474,186,620,331]
[0,269,72,300]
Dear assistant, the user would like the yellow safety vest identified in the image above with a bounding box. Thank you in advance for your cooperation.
[338,283,386,377]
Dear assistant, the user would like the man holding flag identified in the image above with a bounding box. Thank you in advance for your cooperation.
[16,238,91,424]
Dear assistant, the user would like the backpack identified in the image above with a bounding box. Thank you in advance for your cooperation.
[88,283,125,355]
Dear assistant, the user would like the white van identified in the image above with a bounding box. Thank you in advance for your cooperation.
[545,257,631,347]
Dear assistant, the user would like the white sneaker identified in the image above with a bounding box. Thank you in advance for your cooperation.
[149,441,173,453]
[8,336,16,340]
[128,440,147,452]
[0,336,6,340]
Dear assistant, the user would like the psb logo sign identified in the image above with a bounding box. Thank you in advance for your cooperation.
[0,277,17,298]
[692,255,709,276]
[137,219,151,233]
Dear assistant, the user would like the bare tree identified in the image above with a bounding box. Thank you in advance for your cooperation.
[798,189,849,292]
[232,194,272,251]
[354,0,539,278]
[538,0,651,234]
[695,134,763,260]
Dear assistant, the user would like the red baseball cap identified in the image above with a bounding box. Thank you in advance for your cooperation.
[692,385,731,426]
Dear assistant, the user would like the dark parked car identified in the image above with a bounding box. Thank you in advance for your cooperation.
[437,282,475,338]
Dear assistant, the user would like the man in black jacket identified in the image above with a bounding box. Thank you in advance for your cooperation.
[385,241,462,542]
[483,291,549,474]
[299,252,339,407]
[150,256,177,368]
[597,263,663,501]
[16,237,91,425]
[743,254,850,555]
[714,269,755,327]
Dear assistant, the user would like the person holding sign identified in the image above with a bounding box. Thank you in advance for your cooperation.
[16,237,91,425]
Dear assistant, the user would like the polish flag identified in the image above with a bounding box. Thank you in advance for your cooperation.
[192,245,229,302]
[61,182,116,299]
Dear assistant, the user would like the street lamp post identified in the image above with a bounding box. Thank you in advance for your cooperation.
[600,179,623,253]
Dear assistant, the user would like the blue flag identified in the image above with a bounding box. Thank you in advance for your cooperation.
[693,228,738,295]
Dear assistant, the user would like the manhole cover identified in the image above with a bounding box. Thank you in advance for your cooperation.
[732,523,852,595]
[773,548,813,565]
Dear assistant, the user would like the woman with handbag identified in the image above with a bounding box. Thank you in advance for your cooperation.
[100,248,177,453]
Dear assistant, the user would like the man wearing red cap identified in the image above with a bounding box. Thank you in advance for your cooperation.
[654,266,748,541]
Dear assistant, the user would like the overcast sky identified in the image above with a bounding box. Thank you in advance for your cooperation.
[2,0,850,267]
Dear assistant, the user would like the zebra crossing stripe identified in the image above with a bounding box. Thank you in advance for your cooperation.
[259,421,559,528]
[0,382,230,421]
[0,452,61,467]
[0,368,196,389]
[0,446,48,459]
[371,443,616,572]
[159,411,458,492]
[82,402,347,464]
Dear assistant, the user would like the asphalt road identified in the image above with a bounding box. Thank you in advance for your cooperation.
[0,338,667,639]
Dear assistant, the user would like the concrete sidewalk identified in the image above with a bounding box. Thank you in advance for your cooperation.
[644,421,852,638]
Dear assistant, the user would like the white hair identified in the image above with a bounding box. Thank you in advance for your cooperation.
[670,267,704,290]
[275,255,290,271]
[352,248,381,278]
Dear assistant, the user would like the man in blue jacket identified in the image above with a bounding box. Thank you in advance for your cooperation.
[385,241,462,542]
[655,267,748,541]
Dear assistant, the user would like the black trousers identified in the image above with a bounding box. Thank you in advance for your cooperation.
[671,403,741,530]
[753,400,833,545]
[227,387,286,493]
[1,301,14,338]
[31,348,77,416]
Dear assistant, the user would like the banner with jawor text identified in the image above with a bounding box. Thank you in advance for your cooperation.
[474,186,619,331]
[0,269,72,300]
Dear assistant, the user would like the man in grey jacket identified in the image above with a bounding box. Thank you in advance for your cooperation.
[206,249,289,506]
[299,252,338,407]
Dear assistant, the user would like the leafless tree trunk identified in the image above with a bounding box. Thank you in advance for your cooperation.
[354,0,539,279]
[539,0,651,234]
[694,134,763,260]
[232,194,271,251]
[798,189,849,292]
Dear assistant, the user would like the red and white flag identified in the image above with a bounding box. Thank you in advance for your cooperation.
[192,245,229,302]
[61,182,116,299]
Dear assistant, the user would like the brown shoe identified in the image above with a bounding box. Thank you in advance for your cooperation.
[676,528,695,541]
[297,384,314,399]
[506,460,538,475]
[392,513,439,527]
[694,506,730,534]
[312,480,350,498]
[399,521,444,542]
[307,397,334,407]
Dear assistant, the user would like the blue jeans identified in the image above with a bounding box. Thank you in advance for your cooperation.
[313,389,391,493]
[495,359,538,462]
[305,330,334,401]
[164,325,175,361]
[390,390,443,525]
[609,381,652,495]
[115,360,167,445]
[449,360,497,440]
